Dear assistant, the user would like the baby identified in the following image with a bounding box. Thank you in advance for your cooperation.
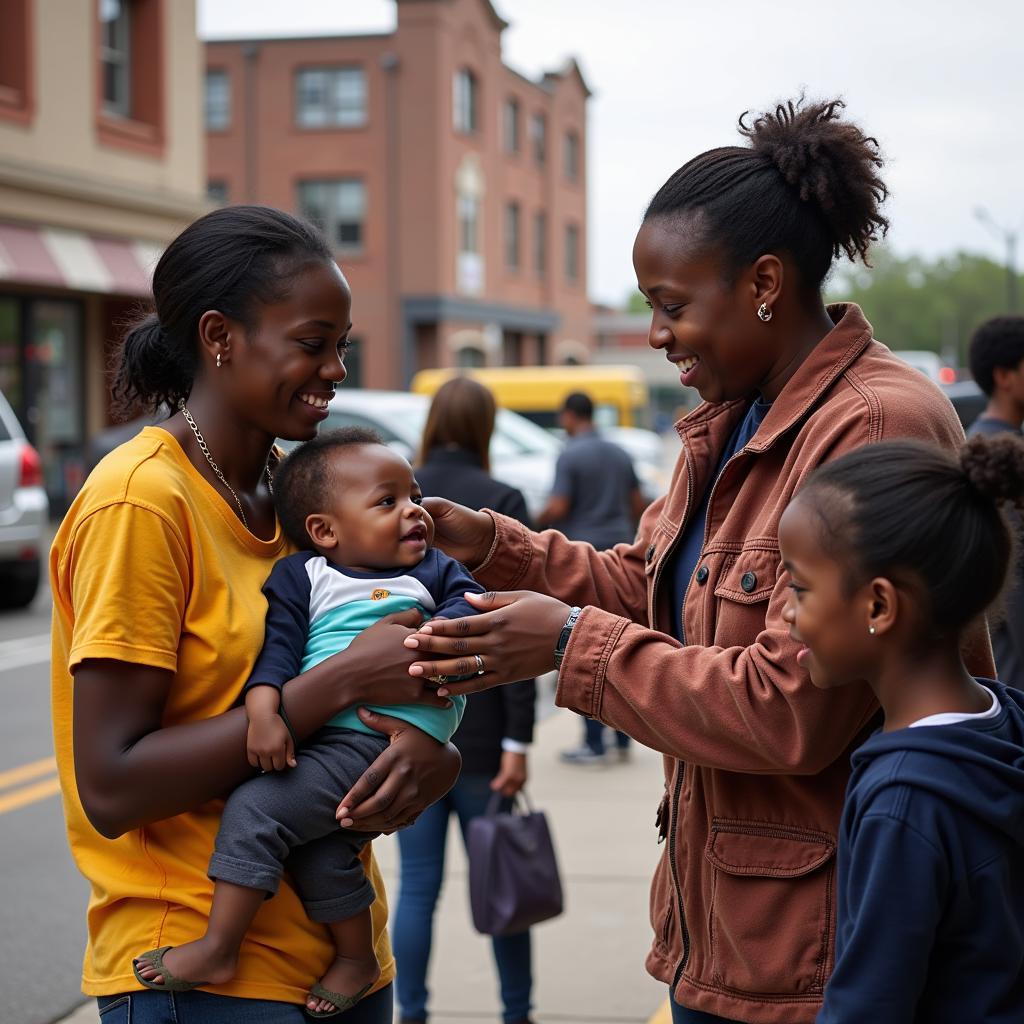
[133,427,480,1016]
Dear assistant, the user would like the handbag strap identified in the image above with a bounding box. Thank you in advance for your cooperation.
[485,788,535,817]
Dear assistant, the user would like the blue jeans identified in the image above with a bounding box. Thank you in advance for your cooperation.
[583,717,630,755]
[394,773,532,1024]
[670,992,745,1024]
[97,984,392,1022]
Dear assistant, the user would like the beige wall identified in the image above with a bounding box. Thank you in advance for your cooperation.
[0,0,205,242]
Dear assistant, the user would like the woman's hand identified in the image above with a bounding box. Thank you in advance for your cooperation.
[340,608,452,711]
[490,750,528,797]
[336,710,461,832]
[421,498,496,568]
[403,590,571,696]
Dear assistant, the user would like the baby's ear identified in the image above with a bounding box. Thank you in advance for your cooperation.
[306,513,338,549]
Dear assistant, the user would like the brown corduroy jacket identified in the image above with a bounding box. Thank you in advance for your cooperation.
[474,304,995,1023]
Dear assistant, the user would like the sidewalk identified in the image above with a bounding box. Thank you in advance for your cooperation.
[59,692,668,1024]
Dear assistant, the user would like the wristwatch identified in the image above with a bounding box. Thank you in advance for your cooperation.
[553,606,582,670]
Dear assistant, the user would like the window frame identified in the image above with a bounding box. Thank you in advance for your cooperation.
[530,112,546,166]
[564,129,579,183]
[296,178,368,254]
[99,0,132,119]
[505,200,521,271]
[295,65,368,130]
[565,222,580,283]
[503,97,520,154]
[204,68,231,132]
[453,68,479,135]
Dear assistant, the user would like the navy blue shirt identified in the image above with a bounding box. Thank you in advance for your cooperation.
[667,399,772,641]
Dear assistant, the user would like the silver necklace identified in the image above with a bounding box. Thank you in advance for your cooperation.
[180,404,272,531]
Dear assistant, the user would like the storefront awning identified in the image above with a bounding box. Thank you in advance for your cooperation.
[0,221,161,297]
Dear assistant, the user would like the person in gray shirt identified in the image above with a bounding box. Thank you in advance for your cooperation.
[967,316,1024,691]
[537,391,647,763]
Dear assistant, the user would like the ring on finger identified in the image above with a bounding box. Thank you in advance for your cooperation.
[474,654,485,676]
[430,673,449,685]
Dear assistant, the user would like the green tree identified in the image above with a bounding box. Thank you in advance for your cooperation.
[829,248,1023,366]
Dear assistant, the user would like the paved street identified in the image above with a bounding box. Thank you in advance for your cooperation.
[0,565,670,1024]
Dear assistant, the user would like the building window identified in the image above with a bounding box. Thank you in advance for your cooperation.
[564,130,579,182]
[207,180,229,205]
[0,0,33,125]
[505,201,520,270]
[459,193,480,256]
[100,0,132,118]
[296,67,367,128]
[534,210,547,277]
[453,68,478,134]
[530,113,546,165]
[297,179,366,252]
[456,346,486,369]
[205,69,230,131]
[503,98,519,153]
[565,223,580,282]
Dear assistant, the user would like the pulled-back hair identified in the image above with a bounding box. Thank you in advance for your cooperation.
[273,427,384,550]
[418,376,496,473]
[644,97,889,293]
[968,315,1024,397]
[112,206,333,417]
[798,435,1024,641]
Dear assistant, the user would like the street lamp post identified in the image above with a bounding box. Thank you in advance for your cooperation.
[974,207,1019,312]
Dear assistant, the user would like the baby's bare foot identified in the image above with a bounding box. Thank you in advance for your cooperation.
[306,954,380,1015]
[133,937,238,989]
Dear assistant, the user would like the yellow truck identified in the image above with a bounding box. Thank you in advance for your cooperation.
[409,365,649,430]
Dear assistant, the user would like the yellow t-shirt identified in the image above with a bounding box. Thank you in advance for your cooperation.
[50,426,394,1002]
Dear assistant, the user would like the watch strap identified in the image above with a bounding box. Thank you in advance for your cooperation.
[553,605,582,670]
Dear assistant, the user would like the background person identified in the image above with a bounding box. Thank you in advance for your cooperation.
[537,390,643,765]
[401,98,995,1024]
[967,315,1024,690]
[51,206,460,1024]
[393,376,537,1024]
[778,435,1024,1024]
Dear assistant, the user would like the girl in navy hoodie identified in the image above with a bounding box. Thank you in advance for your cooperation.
[778,433,1024,1024]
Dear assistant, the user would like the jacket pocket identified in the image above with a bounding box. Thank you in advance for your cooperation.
[704,817,835,996]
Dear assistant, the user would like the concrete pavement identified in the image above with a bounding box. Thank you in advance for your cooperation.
[56,689,668,1024]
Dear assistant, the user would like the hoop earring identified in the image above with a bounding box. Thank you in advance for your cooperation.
[757,303,773,323]
[216,353,222,368]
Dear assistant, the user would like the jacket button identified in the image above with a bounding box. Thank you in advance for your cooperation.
[695,565,709,585]
[645,543,656,564]
[741,571,757,593]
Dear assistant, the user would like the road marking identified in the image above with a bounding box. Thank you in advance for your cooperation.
[648,1000,671,1024]
[0,775,61,815]
[0,633,50,672]
[0,755,56,792]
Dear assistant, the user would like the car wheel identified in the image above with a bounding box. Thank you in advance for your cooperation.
[0,560,40,610]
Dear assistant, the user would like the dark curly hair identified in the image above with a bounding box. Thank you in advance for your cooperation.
[272,426,385,550]
[644,97,889,294]
[796,434,1024,642]
[111,206,333,418]
[968,315,1024,396]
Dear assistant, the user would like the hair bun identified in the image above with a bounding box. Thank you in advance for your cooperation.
[740,96,889,265]
[961,433,1024,508]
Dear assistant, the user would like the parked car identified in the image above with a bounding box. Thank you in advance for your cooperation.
[294,390,562,522]
[0,390,49,608]
[892,350,957,385]
[940,380,987,430]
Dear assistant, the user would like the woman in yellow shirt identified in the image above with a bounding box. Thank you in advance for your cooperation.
[50,206,459,1022]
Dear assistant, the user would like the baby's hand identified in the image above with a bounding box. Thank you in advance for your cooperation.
[247,714,297,772]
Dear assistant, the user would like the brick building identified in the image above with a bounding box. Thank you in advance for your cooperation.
[0,0,206,509]
[206,0,591,389]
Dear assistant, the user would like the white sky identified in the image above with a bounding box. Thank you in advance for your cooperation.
[198,0,1024,306]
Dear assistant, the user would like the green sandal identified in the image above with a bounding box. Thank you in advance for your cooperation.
[132,946,209,993]
[306,980,374,1018]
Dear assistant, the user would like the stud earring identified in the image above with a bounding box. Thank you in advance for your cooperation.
[757,303,773,323]
[869,626,876,635]
[216,353,222,368]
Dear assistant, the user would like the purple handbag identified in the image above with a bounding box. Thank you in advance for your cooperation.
[466,789,565,936]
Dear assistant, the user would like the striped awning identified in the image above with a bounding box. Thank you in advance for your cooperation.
[0,221,162,297]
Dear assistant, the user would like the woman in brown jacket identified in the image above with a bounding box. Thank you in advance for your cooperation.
[400,99,994,1024]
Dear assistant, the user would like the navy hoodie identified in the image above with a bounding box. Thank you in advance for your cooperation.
[818,680,1024,1023]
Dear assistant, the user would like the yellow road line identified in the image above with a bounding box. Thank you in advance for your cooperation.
[648,999,672,1024]
[0,755,56,792]
[0,775,61,815]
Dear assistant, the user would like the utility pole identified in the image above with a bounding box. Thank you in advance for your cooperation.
[974,207,1019,312]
